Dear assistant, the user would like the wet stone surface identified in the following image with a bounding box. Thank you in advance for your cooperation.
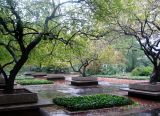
[15,75,160,116]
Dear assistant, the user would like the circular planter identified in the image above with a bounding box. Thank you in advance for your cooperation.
[71,77,98,86]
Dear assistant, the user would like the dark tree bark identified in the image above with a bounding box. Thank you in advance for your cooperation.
[68,57,98,77]
[117,13,160,83]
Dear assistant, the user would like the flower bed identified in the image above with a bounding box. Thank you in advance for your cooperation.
[53,94,133,111]
[16,79,53,85]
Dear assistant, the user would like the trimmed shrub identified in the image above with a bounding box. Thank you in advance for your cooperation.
[16,79,53,85]
[131,66,152,76]
[53,94,133,111]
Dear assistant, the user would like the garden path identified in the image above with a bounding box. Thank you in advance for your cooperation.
[0,74,155,116]
[15,74,160,116]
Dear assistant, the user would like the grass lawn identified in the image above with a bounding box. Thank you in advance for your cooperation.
[53,94,134,111]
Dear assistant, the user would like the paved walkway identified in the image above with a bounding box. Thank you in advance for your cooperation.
[98,77,148,84]
[15,75,160,116]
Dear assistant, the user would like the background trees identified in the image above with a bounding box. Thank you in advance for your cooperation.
[1,0,157,94]
[87,0,160,83]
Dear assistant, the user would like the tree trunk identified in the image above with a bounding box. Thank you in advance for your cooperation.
[3,78,14,94]
[3,53,29,93]
[150,66,160,84]
[82,66,87,77]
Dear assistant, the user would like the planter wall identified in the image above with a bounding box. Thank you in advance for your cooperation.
[71,77,98,86]
[46,74,65,80]
[32,73,47,78]
[0,88,38,105]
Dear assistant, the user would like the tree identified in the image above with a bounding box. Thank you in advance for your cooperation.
[116,0,160,83]
[0,0,85,93]
[87,0,160,83]
[65,37,125,77]
[64,37,98,77]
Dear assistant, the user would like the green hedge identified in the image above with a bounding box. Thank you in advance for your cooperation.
[131,66,152,76]
[53,94,133,111]
[16,79,53,85]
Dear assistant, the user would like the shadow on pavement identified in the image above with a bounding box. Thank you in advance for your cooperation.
[0,108,49,116]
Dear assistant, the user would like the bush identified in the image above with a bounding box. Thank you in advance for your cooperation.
[42,65,70,73]
[53,94,133,111]
[16,79,53,85]
[99,64,125,75]
[131,66,152,76]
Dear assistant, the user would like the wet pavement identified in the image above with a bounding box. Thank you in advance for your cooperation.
[16,75,160,116]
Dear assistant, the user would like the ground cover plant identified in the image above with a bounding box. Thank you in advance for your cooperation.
[53,94,133,111]
[15,75,34,80]
[16,79,52,85]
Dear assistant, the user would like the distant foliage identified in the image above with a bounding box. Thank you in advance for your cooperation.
[99,64,125,75]
[131,66,152,76]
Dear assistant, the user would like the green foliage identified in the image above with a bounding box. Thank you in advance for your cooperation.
[100,65,117,75]
[16,79,52,85]
[89,64,125,75]
[53,94,133,111]
[131,66,152,76]
[42,65,70,73]
[15,75,34,80]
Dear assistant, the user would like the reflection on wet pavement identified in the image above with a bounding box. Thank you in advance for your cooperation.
[17,75,160,116]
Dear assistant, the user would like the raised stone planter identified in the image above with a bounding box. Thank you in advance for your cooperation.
[46,74,65,80]
[129,82,160,92]
[24,71,35,76]
[32,73,47,78]
[71,77,98,86]
[121,82,160,100]
[0,88,38,105]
